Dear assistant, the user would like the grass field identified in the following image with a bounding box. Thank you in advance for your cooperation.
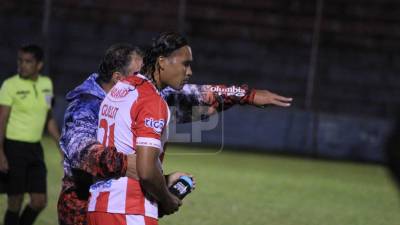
[0,137,399,225]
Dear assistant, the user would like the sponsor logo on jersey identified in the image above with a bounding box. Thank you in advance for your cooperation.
[209,86,246,97]
[90,179,112,190]
[16,90,30,99]
[145,118,165,134]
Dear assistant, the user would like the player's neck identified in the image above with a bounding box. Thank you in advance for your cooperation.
[30,74,39,81]
[101,81,114,93]
[152,72,166,91]
[20,73,39,81]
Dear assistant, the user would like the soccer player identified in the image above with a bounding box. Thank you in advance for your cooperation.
[87,31,194,225]
[0,44,61,225]
[58,44,292,225]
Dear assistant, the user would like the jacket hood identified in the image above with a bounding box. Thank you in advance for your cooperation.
[65,73,106,101]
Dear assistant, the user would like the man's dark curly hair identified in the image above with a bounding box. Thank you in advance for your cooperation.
[140,32,188,79]
[97,43,143,83]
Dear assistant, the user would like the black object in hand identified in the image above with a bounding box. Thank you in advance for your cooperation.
[169,175,193,199]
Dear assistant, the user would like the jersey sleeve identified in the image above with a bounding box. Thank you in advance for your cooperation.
[162,84,255,123]
[133,96,168,150]
[0,80,13,106]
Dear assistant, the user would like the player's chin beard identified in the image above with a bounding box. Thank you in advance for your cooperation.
[179,80,187,90]
[181,78,189,87]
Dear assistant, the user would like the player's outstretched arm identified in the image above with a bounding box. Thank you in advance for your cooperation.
[162,84,253,123]
[136,145,181,215]
[162,84,292,123]
[252,89,292,108]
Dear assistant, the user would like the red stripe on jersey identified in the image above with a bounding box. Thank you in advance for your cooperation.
[87,212,127,225]
[125,178,145,214]
[144,216,158,225]
[108,123,115,147]
[95,192,110,212]
[129,77,168,141]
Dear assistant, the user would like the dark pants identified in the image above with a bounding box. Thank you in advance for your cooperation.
[4,139,47,194]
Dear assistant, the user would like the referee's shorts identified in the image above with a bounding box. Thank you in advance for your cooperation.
[3,139,47,195]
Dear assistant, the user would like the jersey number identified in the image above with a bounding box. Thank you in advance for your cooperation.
[99,119,115,147]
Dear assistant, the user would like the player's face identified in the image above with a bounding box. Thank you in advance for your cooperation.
[161,45,193,90]
[125,52,143,75]
[17,51,42,79]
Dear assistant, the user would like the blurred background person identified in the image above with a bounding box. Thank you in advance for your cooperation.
[0,44,61,225]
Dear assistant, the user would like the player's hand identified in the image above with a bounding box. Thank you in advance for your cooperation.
[159,192,182,217]
[253,89,292,107]
[166,171,196,190]
[0,150,9,173]
[126,154,139,180]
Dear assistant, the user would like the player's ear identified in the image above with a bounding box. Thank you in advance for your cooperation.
[111,72,123,84]
[37,61,44,72]
[157,56,166,71]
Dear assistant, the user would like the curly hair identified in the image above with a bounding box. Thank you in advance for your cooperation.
[97,43,143,83]
[140,32,188,79]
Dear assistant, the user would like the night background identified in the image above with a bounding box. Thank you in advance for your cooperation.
[0,0,399,225]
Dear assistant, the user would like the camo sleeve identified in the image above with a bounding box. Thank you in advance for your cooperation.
[161,84,256,123]
[80,143,128,179]
[60,94,127,178]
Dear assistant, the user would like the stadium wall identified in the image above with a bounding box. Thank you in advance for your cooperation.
[1,0,399,118]
[1,0,399,162]
[170,107,392,162]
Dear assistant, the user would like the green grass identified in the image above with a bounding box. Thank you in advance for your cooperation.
[1,137,399,225]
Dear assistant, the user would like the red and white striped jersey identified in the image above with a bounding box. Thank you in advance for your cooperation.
[88,74,170,219]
